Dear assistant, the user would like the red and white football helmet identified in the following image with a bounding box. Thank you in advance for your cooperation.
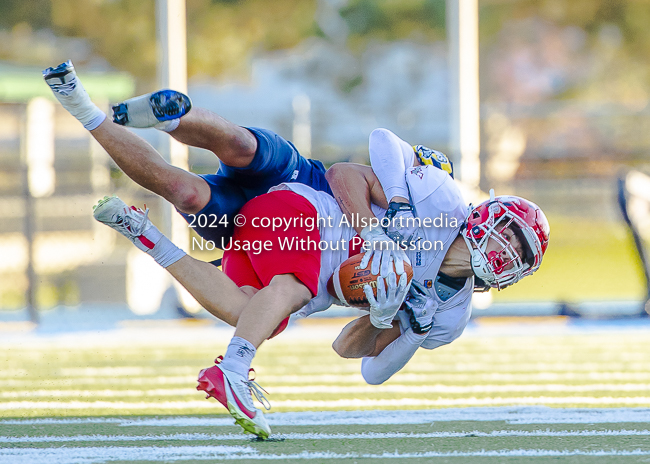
[462,190,550,290]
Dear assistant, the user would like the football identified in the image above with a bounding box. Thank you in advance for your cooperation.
[327,253,414,308]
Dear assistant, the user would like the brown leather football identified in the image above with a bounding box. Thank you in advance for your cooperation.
[327,253,414,308]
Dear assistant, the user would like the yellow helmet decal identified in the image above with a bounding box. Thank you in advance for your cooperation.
[413,145,454,178]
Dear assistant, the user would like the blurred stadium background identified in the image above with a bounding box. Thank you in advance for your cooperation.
[5,2,650,461]
[1,0,650,323]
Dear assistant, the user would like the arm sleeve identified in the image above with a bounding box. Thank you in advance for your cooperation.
[360,328,427,385]
[368,128,416,203]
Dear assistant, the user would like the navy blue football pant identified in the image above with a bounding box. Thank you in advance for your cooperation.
[178,127,332,246]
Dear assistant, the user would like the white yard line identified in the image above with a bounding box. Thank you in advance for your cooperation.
[268,383,650,393]
[7,363,650,378]
[4,372,650,388]
[2,446,650,464]
[4,383,650,399]
[6,361,650,380]
[57,367,198,376]
[3,396,650,411]
[4,406,650,426]
[4,429,650,443]
[0,389,194,398]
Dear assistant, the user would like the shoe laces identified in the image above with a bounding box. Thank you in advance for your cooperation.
[119,206,150,237]
[245,368,271,411]
[244,377,271,411]
[214,357,270,410]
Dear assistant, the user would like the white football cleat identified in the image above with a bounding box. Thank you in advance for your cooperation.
[92,195,160,252]
[197,358,271,439]
[42,60,105,130]
[112,90,192,128]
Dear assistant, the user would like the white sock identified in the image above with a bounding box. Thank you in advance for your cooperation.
[85,112,107,131]
[71,101,106,131]
[220,336,256,378]
[155,118,180,132]
[146,234,186,268]
[51,80,106,130]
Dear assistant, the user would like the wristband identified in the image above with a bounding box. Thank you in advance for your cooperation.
[384,202,413,222]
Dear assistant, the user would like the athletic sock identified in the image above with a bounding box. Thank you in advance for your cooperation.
[84,112,107,131]
[146,234,186,268]
[220,336,257,378]
[50,82,106,130]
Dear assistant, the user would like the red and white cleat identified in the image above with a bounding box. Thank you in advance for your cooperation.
[92,195,158,251]
[197,357,271,439]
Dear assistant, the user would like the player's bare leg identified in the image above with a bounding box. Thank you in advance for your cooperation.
[168,108,257,168]
[197,274,310,439]
[90,120,210,213]
[113,91,257,168]
[92,196,251,325]
[43,61,210,214]
[234,274,312,348]
[165,256,254,326]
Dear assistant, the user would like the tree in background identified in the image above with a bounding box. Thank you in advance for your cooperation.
[2,0,649,99]
[0,0,319,87]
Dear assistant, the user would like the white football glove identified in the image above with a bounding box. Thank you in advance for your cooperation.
[404,280,438,334]
[365,271,410,329]
[359,225,411,278]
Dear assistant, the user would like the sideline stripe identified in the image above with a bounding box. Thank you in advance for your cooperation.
[3,396,650,411]
[2,446,650,463]
[4,430,650,443]
[4,407,650,426]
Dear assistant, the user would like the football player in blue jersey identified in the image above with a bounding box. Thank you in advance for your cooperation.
[43,60,456,249]
[43,60,460,254]
[43,60,332,244]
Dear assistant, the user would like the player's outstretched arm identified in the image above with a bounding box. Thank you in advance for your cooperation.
[359,328,426,385]
[332,314,427,385]
[332,315,401,358]
[43,61,210,215]
[368,129,424,244]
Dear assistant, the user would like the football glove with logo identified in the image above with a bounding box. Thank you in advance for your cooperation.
[360,225,410,277]
[365,271,410,329]
[404,280,437,334]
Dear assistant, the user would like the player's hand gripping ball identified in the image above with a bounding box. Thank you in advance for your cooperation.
[327,253,414,307]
